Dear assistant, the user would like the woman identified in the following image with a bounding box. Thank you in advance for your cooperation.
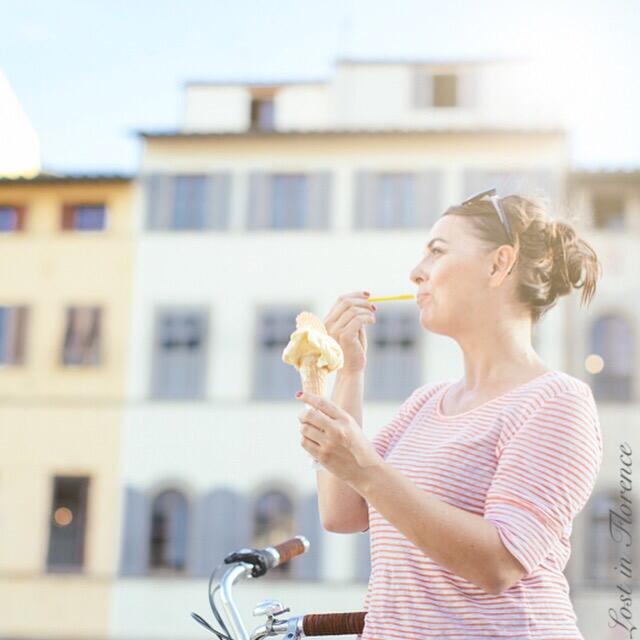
[295,190,603,639]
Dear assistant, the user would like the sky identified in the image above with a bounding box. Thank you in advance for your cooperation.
[1,0,639,174]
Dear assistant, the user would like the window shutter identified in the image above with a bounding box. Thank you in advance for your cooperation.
[14,205,26,231]
[145,174,174,230]
[61,205,75,230]
[192,488,251,577]
[458,72,478,108]
[247,172,271,230]
[354,171,377,229]
[306,172,331,230]
[206,173,231,230]
[11,306,28,364]
[355,531,371,582]
[119,486,151,576]
[293,492,323,581]
[415,170,442,227]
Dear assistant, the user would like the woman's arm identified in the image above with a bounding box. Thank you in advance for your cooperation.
[315,369,369,532]
[349,461,524,594]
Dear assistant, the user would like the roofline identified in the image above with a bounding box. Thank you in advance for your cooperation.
[570,169,640,182]
[0,172,133,185]
[185,78,329,88]
[183,56,528,88]
[335,55,530,66]
[138,127,566,139]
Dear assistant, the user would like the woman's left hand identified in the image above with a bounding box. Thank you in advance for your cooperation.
[295,391,384,487]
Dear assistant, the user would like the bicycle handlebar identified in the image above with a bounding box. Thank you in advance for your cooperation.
[270,536,309,565]
[193,534,367,639]
[302,611,366,636]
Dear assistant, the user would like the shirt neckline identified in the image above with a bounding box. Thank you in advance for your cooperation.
[435,370,559,419]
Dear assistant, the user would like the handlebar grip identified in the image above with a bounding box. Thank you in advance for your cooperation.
[271,535,308,565]
[302,611,366,636]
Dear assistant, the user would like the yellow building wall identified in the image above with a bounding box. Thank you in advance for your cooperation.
[0,180,133,639]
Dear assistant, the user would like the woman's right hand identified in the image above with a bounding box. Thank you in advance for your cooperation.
[323,291,376,373]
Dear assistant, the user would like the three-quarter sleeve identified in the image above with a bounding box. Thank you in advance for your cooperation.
[484,387,603,577]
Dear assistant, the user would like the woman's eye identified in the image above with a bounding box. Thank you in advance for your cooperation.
[430,247,442,255]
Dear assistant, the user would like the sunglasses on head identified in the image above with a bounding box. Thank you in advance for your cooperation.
[461,188,514,246]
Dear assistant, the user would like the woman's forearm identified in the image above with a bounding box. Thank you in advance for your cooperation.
[315,369,368,530]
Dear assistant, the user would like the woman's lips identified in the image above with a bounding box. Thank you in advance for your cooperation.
[417,294,430,304]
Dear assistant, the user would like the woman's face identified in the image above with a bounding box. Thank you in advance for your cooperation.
[409,215,504,337]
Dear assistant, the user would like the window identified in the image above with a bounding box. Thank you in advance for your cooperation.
[247,172,331,230]
[46,476,89,571]
[414,70,458,108]
[250,98,275,131]
[145,174,231,231]
[150,308,208,399]
[365,309,421,401]
[592,193,626,230]
[0,306,27,365]
[433,74,458,107]
[589,314,634,402]
[354,171,441,229]
[254,307,303,399]
[62,204,106,231]
[0,205,25,232]
[585,491,624,586]
[252,489,294,577]
[149,489,189,571]
[61,306,102,366]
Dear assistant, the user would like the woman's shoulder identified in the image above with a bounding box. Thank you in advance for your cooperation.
[532,368,597,404]
[401,379,453,413]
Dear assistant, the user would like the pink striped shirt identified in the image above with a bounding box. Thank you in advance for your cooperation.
[359,369,603,640]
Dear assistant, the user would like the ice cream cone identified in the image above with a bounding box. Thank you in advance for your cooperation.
[299,353,329,396]
[281,311,344,470]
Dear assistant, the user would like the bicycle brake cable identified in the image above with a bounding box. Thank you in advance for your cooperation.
[190,561,234,640]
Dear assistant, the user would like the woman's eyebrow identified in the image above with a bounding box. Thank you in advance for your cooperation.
[425,237,450,250]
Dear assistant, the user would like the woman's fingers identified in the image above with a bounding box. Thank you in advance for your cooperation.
[332,306,375,333]
[323,292,372,326]
[299,423,322,447]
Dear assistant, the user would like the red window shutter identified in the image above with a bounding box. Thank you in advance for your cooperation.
[62,205,76,230]
[14,205,26,231]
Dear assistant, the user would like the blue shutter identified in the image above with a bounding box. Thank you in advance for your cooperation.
[192,488,252,577]
[206,173,231,230]
[415,170,442,227]
[119,486,151,576]
[247,173,271,230]
[355,531,371,583]
[145,174,174,230]
[354,171,377,229]
[306,172,331,230]
[293,492,323,581]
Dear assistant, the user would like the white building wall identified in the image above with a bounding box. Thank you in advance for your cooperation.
[113,129,575,638]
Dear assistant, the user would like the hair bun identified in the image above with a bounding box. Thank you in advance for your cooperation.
[548,220,581,298]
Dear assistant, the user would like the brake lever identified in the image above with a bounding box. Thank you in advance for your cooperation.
[224,547,270,578]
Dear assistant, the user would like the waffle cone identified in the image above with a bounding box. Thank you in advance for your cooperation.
[299,354,328,396]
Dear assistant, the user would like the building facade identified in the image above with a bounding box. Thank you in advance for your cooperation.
[1,58,637,640]
[0,175,134,638]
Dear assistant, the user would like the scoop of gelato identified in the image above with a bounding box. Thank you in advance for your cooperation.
[282,311,344,372]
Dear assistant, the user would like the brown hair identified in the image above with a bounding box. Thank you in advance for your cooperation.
[443,194,602,324]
